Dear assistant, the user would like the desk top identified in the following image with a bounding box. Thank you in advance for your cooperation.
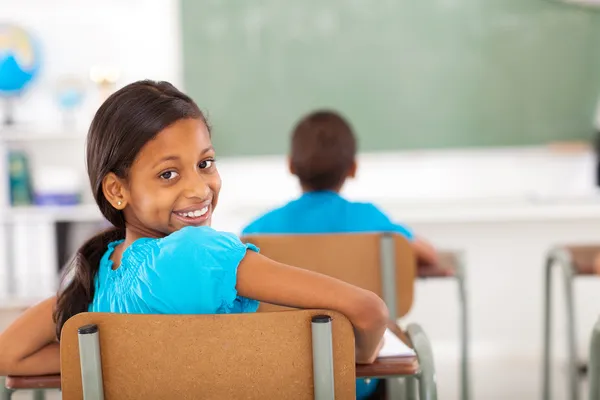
[563,245,600,275]
[418,251,458,278]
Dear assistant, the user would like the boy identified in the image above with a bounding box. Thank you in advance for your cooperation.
[242,110,438,266]
[241,110,438,400]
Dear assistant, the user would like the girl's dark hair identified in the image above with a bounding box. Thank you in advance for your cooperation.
[54,80,207,338]
[290,110,357,191]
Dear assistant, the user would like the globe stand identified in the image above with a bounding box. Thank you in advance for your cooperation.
[2,97,15,127]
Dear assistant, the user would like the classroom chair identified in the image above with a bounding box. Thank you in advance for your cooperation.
[589,316,600,400]
[242,232,438,399]
[4,315,427,400]
[418,251,469,400]
[59,310,356,399]
[542,245,600,400]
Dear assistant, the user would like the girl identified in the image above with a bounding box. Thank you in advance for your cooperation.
[0,81,387,384]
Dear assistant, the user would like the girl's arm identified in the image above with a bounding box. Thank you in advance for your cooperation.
[236,251,389,364]
[0,296,60,376]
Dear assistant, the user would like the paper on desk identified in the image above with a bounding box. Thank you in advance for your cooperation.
[378,328,416,358]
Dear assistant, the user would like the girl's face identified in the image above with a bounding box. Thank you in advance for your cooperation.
[105,118,221,239]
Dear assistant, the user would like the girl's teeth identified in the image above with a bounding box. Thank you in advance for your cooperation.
[180,207,208,218]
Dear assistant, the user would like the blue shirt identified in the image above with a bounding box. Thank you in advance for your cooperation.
[242,191,413,399]
[89,226,259,315]
[243,191,414,240]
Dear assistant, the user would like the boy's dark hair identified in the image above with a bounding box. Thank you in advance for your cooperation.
[290,110,357,191]
[53,80,208,338]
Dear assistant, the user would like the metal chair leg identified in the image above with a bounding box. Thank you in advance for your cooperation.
[406,323,437,400]
[456,257,470,400]
[588,317,600,400]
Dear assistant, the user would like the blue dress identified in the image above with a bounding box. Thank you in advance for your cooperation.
[89,226,259,315]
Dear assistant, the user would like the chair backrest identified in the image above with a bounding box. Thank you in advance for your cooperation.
[60,310,356,400]
[242,233,415,319]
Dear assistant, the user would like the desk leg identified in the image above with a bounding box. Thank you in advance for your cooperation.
[406,324,437,400]
[588,317,600,400]
[0,378,13,400]
[385,378,405,399]
[542,249,580,400]
[33,390,46,400]
[456,258,470,400]
[405,377,417,400]
[542,254,554,400]
[563,266,579,400]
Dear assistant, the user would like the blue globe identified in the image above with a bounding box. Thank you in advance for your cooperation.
[0,24,41,96]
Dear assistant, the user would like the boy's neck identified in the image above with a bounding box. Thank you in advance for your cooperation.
[300,185,343,194]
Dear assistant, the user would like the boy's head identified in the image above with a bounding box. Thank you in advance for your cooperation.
[289,110,357,192]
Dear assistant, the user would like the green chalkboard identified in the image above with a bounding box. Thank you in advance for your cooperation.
[181,0,600,156]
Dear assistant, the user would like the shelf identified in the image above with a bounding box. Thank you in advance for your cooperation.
[0,126,86,142]
[2,204,104,223]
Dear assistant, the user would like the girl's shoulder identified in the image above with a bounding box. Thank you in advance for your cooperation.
[159,226,256,253]
[94,227,259,314]
[126,226,258,275]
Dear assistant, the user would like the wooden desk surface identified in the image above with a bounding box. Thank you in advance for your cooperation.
[5,324,418,390]
[357,322,419,377]
[418,251,458,278]
[564,245,600,275]
[5,374,61,390]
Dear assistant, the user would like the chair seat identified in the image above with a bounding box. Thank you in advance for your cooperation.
[5,374,61,390]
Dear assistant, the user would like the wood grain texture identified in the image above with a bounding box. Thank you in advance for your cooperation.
[243,233,415,318]
[60,310,356,400]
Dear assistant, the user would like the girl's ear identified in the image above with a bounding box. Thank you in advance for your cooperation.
[102,172,129,210]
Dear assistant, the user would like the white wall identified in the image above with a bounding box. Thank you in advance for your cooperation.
[2,0,182,131]
[1,0,183,205]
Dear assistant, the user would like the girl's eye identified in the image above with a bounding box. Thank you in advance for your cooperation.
[199,159,215,169]
[159,171,179,180]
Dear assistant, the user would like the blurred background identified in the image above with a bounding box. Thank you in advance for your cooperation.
[2,0,600,398]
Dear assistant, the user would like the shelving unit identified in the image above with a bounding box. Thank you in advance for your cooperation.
[0,126,97,303]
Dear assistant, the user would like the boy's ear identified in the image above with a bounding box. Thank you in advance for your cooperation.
[288,156,296,176]
[348,160,357,179]
[102,172,129,210]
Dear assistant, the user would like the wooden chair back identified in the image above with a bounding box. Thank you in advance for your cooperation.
[60,310,356,399]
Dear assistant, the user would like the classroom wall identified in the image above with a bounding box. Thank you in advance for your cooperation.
[1,0,181,131]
